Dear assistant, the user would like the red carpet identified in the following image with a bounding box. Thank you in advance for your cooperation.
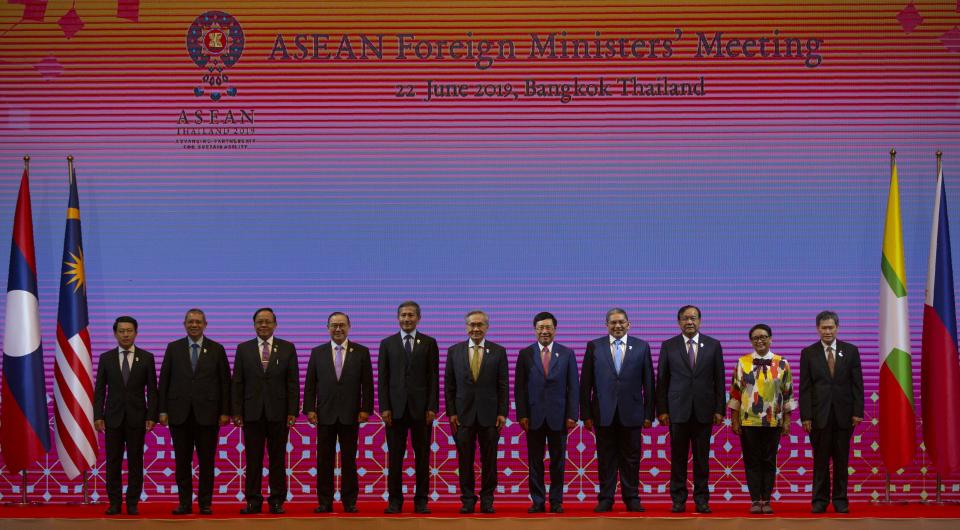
[2,501,959,519]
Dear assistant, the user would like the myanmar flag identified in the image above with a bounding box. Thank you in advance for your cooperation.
[879,152,916,472]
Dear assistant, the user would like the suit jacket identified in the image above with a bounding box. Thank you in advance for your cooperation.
[377,331,440,420]
[444,340,509,427]
[303,341,374,425]
[231,337,300,422]
[515,342,579,431]
[655,334,725,424]
[158,336,231,426]
[580,335,655,427]
[799,340,864,429]
[93,347,159,429]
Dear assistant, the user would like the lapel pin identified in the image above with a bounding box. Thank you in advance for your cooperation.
[350,347,354,352]
[700,343,704,348]
[485,348,489,354]
[417,339,421,344]
[135,357,139,363]
[629,345,633,350]
[203,348,207,354]
[838,350,844,358]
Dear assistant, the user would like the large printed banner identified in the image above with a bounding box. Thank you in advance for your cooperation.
[1,0,960,504]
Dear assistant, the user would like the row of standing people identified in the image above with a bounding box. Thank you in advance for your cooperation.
[93,303,863,517]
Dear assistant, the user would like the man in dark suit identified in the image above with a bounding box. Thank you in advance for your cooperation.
[800,310,864,514]
[580,308,655,513]
[445,310,509,514]
[515,312,578,514]
[231,307,300,515]
[304,311,374,513]
[656,305,725,514]
[158,308,231,515]
[93,316,158,516]
[379,301,440,514]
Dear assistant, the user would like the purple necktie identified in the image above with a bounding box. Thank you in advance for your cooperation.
[260,340,270,370]
[687,339,696,368]
[335,344,344,380]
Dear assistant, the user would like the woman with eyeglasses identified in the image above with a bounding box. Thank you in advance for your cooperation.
[727,324,797,514]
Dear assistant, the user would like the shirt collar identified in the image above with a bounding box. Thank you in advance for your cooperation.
[402,330,417,340]
[683,333,700,345]
[822,340,837,351]
[469,339,485,349]
[189,336,204,349]
[609,335,628,345]
[538,341,554,352]
[332,339,349,351]
[120,345,136,354]
[752,350,775,360]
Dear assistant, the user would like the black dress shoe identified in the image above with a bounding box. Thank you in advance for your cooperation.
[314,505,332,513]
[459,503,476,514]
[550,504,564,514]
[480,504,495,514]
[594,501,613,513]
[199,506,213,515]
[671,502,685,513]
[695,504,711,514]
[105,505,121,516]
[414,503,432,514]
[126,505,139,516]
[172,505,192,515]
[269,504,285,515]
[240,503,262,514]
[384,504,402,514]
[834,503,849,514]
[625,501,645,512]
[343,504,359,513]
[811,503,827,514]
[528,503,546,513]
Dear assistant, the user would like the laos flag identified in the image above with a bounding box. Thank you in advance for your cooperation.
[2,165,51,473]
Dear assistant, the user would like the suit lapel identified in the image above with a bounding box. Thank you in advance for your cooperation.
[545,346,558,377]
[600,338,617,376]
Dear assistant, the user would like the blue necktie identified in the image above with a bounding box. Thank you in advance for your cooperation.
[404,334,413,356]
[191,343,199,372]
[614,340,623,374]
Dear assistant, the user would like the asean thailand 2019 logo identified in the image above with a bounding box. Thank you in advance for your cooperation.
[186,11,244,101]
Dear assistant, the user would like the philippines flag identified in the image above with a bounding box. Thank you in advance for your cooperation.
[921,155,960,476]
[53,163,97,479]
[2,164,51,472]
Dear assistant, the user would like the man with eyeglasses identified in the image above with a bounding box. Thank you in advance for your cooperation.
[304,311,374,514]
[656,305,725,514]
[445,310,509,514]
[580,308,655,513]
[799,311,863,514]
[231,308,300,515]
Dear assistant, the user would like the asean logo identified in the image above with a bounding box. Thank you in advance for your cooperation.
[186,11,244,101]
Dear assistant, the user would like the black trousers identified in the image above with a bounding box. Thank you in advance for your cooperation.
[105,423,145,507]
[170,409,219,507]
[386,411,431,506]
[740,426,781,502]
[316,422,360,507]
[454,423,499,505]
[242,418,288,506]
[526,424,568,506]
[669,420,712,505]
[595,412,642,503]
[810,410,852,507]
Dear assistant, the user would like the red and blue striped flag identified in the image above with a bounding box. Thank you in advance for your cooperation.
[921,155,960,476]
[53,163,97,479]
[2,163,51,472]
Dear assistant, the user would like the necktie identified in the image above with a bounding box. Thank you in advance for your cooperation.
[470,345,482,382]
[260,340,270,370]
[541,346,551,375]
[826,346,836,377]
[121,350,131,384]
[404,334,413,355]
[613,340,623,374]
[335,344,344,380]
[191,343,199,372]
[687,339,696,369]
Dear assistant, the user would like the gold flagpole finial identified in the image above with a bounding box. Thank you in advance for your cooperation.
[890,148,897,157]
[67,155,75,180]
[23,155,29,170]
